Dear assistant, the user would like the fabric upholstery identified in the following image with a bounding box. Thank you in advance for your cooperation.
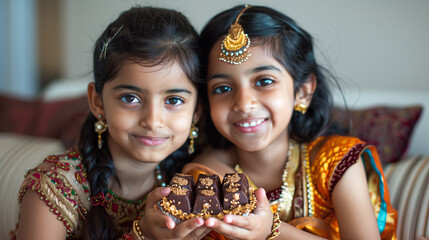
[0,133,64,240]
[383,156,429,239]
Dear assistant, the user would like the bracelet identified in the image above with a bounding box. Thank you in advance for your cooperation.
[267,211,281,240]
[133,220,145,240]
[121,233,135,240]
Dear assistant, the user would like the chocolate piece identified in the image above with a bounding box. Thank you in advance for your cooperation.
[166,173,195,213]
[193,174,222,214]
[196,174,221,192]
[222,173,249,210]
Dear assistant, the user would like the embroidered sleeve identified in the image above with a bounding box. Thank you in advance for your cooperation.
[310,136,366,201]
[17,149,90,238]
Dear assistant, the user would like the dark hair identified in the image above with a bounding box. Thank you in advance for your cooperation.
[78,6,199,239]
[198,5,339,148]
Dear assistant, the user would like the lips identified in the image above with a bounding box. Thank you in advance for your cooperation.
[233,118,267,133]
[135,136,168,146]
[235,119,266,128]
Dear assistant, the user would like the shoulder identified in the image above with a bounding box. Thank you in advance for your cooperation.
[308,135,368,195]
[18,148,90,237]
[17,189,68,239]
[309,135,365,152]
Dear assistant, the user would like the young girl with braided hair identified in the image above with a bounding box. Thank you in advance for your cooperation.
[182,5,397,240]
[11,6,209,240]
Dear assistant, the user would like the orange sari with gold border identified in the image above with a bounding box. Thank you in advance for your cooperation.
[182,135,397,240]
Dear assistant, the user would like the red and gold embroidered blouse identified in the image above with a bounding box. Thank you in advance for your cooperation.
[10,148,147,239]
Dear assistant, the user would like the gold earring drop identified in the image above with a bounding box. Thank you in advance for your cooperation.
[188,122,199,154]
[94,114,107,149]
[294,103,308,114]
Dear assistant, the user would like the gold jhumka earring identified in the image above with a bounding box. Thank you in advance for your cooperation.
[294,103,308,114]
[94,114,107,149]
[219,5,252,65]
[188,122,199,154]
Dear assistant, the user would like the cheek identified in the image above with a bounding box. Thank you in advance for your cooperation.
[170,113,194,138]
[264,88,294,117]
[106,110,137,130]
[209,100,226,123]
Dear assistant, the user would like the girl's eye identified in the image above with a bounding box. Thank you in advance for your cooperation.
[213,86,232,94]
[120,94,140,104]
[256,78,274,87]
[165,97,184,106]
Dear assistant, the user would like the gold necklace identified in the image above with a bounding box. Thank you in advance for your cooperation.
[234,139,300,221]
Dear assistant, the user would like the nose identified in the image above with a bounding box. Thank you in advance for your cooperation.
[140,101,163,130]
[232,87,257,114]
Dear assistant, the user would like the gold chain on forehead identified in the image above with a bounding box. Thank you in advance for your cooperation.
[219,5,252,65]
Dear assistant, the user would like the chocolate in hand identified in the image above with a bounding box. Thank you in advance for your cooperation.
[222,173,249,210]
[166,173,195,213]
[193,174,222,214]
[195,174,221,192]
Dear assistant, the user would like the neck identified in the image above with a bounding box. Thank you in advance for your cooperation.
[107,143,161,201]
[111,160,158,200]
[236,132,290,190]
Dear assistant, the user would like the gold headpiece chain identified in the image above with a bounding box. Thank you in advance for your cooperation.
[219,5,252,65]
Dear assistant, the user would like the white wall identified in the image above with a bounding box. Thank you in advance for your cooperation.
[62,0,429,91]
[61,0,429,155]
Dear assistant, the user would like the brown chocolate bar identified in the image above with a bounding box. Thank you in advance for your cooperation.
[222,173,249,210]
[193,174,222,214]
[166,173,195,213]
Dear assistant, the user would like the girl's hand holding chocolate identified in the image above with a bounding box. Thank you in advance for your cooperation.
[205,188,274,240]
[142,187,209,240]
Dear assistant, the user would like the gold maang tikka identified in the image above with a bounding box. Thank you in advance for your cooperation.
[219,5,252,65]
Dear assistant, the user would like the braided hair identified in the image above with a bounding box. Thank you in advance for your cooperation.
[78,6,199,239]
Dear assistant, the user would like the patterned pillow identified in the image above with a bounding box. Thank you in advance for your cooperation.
[333,106,422,163]
[0,94,89,148]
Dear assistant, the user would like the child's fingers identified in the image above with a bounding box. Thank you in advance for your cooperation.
[223,188,271,229]
[208,188,273,239]
[253,188,272,215]
[151,214,176,230]
[222,214,249,228]
[146,186,170,206]
[205,217,250,239]
[164,217,205,239]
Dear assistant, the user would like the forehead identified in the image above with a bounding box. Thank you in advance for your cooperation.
[109,61,195,90]
[207,40,285,75]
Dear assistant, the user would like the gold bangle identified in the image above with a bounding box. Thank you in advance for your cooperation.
[133,220,145,240]
[267,211,280,240]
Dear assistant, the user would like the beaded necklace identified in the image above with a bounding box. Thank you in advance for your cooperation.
[101,165,166,232]
[107,165,166,203]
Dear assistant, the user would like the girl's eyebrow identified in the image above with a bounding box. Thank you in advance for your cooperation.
[207,73,229,81]
[165,88,192,94]
[207,65,282,81]
[113,84,142,92]
[248,65,282,74]
[112,84,192,94]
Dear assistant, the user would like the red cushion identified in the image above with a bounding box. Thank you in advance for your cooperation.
[333,105,423,163]
[0,94,89,148]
